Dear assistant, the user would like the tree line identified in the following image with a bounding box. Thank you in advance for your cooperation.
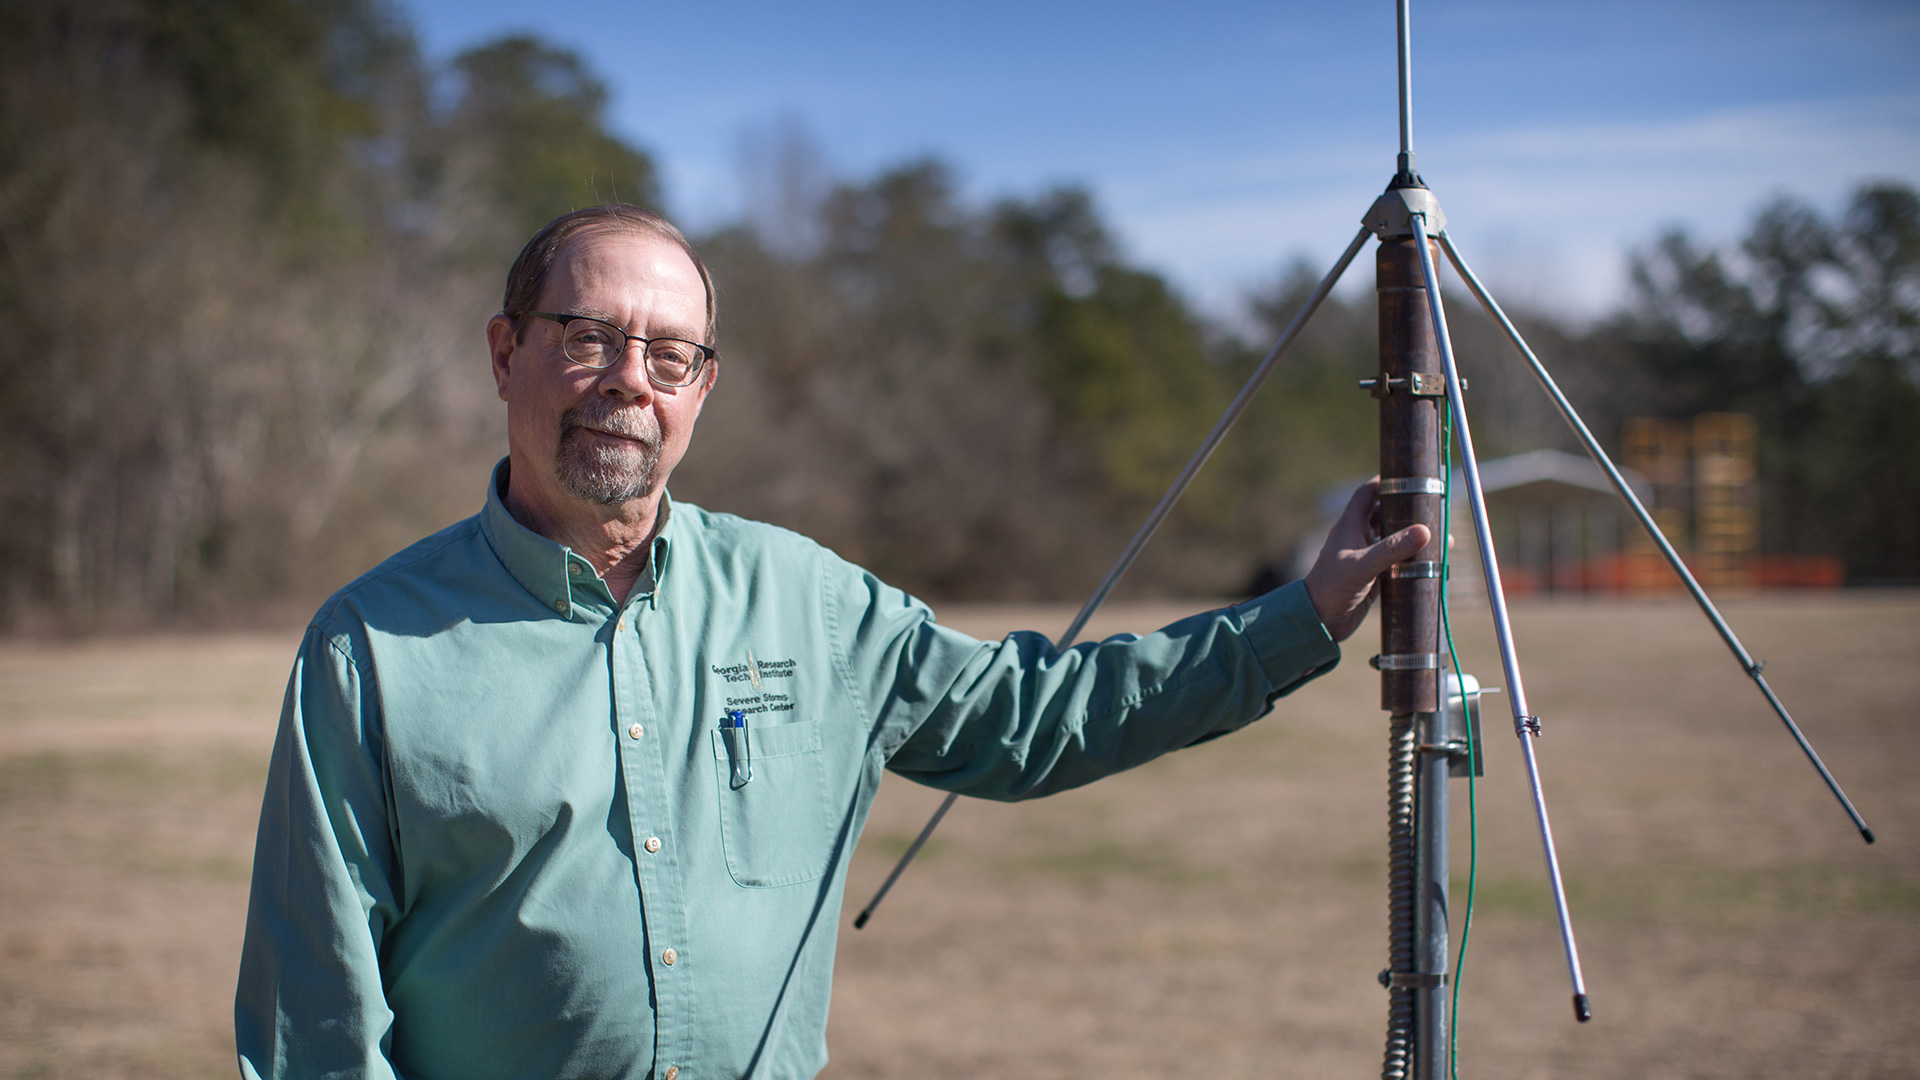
[2,0,1915,632]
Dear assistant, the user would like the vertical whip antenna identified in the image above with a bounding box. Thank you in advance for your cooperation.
[1396,0,1417,182]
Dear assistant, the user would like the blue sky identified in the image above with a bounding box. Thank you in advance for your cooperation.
[395,0,1920,323]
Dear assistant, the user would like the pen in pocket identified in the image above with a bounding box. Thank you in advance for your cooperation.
[723,709,753,787]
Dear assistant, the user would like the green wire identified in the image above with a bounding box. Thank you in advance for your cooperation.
[1443,399,1479,1080]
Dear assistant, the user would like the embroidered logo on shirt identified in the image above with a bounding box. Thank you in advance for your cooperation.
[712,650,797,716]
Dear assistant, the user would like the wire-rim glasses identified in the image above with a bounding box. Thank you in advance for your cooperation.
[525,311,715,387]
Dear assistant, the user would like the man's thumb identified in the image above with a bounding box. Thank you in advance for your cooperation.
[1360,524,1430,576]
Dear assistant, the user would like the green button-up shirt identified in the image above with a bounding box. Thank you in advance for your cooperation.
[236,463,1341,1080]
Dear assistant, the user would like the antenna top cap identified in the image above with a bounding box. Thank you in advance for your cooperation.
[1364,187,1447,242]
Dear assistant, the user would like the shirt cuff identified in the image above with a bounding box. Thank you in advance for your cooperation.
[1234,579,1341,701]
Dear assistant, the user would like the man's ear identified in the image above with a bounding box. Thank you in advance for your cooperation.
[689,356,719,418]
[487,314,518,401]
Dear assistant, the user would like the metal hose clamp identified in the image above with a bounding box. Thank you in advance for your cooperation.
[1371,653,1441,671]
[1378,477,1445,496]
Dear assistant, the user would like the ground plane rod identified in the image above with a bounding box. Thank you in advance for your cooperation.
[1053,222,1375,647]
[1408,213,1590,1020]
[1434,230,1874,846]
[851,793,953,929]
[852,224,1376,929]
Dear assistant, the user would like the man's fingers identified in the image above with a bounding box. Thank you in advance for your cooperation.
[1345,478,1381,516]
[1318,480,1384,560]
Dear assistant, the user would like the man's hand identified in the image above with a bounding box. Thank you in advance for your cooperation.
[1303,479,1431,643]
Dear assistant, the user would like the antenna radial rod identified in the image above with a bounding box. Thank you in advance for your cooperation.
[852,225,1375,929]
[1433,230,1874,845]
[1053,222,1374,649]
[1409,213,1591,1022]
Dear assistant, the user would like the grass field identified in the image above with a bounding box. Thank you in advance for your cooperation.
[2,592,1916,1078]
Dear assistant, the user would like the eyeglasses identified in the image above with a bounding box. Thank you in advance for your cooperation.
[525,312,715,387]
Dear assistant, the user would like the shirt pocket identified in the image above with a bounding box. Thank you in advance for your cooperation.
[709,717,833,888]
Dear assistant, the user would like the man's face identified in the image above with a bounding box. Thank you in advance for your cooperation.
[489,229,714,513]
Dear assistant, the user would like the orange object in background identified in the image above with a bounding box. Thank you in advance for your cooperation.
[1497,565,1540,596]
[1581,553,1633,592]
[1622,417,1693,594]
[1757,555,1846,588]
[1497,554,1842,595]
[1610,412,1829,594]
[1692,413,1759,590]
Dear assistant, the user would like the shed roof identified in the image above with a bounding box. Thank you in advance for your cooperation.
[1316,450,1652,517]
[1476,449,1651,503]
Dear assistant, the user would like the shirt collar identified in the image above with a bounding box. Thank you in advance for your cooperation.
[479,458,676,616]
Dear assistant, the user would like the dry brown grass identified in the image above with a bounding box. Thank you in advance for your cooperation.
[2,593,1916,1078]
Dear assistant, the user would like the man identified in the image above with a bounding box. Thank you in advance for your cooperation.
[235,205,1426,1079]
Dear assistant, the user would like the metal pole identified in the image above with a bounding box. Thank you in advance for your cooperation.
[1409,212,1591,1023]
[1434,230,1874,845]
[853,225,1376,929]
[1415,710,1450,1080]
[1374,228,1449,1080]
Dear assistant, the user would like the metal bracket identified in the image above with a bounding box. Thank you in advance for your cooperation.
[1445,674,1493,779]
[1388,561,1441,579]
[1359,371,1458,398]
[1378,969,1448,990]
[1364,186,1447,241]
[1371,652,1440,671]
[1379,477,1446,496]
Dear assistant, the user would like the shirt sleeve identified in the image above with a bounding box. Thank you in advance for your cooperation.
[235,622,403,1080]
[823,554,1342,799]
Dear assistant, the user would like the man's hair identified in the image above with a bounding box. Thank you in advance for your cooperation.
[501,205,717,346]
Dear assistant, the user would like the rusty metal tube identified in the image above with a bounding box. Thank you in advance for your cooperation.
[1376,236,1449,1078]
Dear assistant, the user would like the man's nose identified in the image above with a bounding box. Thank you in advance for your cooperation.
[596,341,657,402]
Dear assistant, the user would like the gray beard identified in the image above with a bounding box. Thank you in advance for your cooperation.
[554,399,661,506]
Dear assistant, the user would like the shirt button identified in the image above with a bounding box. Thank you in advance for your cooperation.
[617,617,627,632]
[644,836,661,853]
[664,1067,679,1080]
[567,563,582,577]
[628,723,644,740]
[552,599,568,613]
[662,947,677,966]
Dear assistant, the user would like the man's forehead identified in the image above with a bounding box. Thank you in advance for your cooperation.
[529,223,712,339]
[548,227,700,289]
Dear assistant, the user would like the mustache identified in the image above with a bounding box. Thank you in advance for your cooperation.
[560,399,658,445]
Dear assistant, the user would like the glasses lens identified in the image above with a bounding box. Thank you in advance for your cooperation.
[646,339,705,385]
[562,319,622,368]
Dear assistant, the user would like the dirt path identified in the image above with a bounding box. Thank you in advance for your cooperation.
[2,595,1916,1077]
